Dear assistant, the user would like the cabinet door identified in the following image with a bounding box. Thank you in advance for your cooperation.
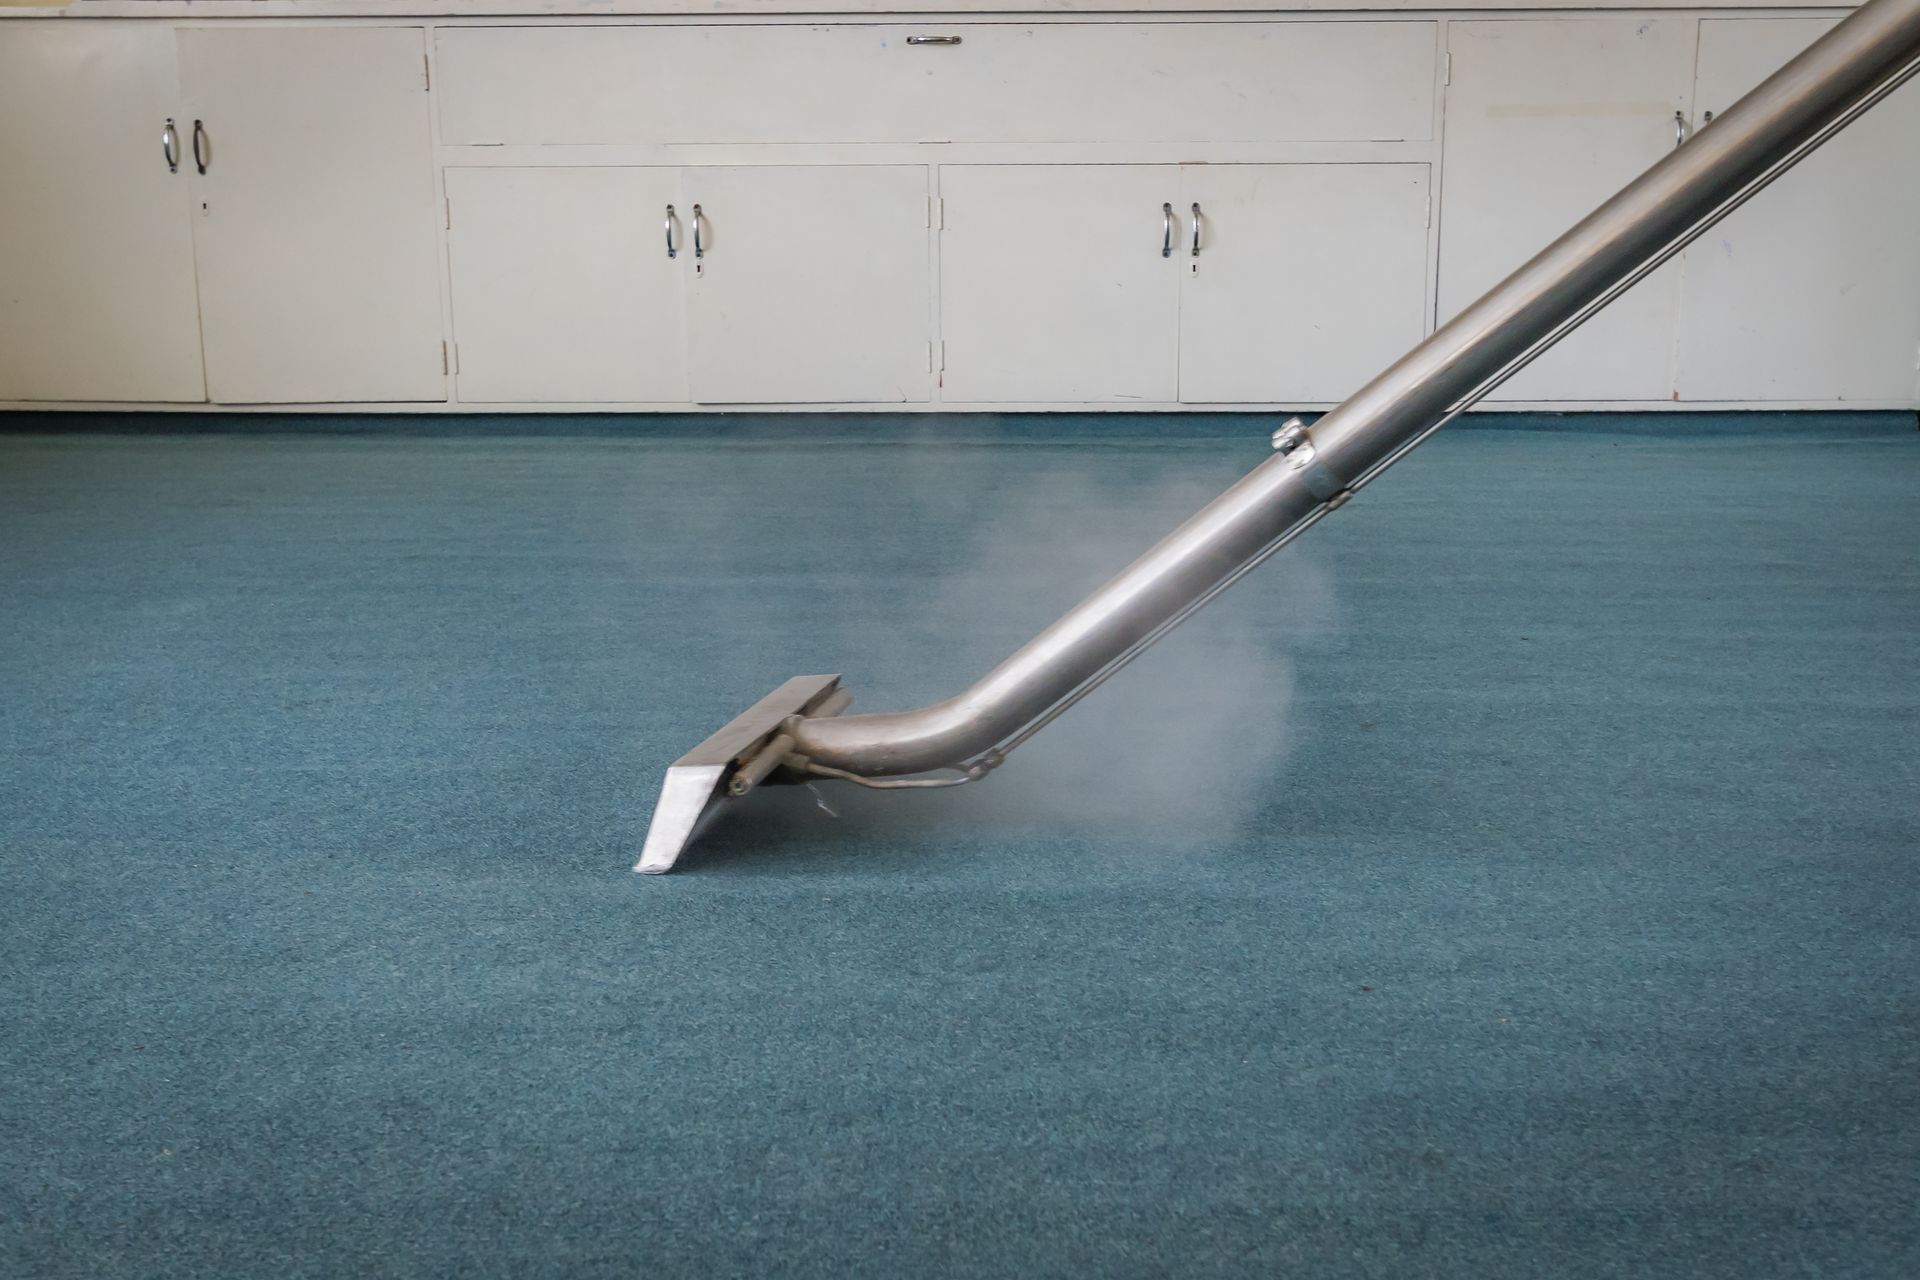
[179,27,445,404]
[938,165,1181,403]
[446,168,687,404]
[0,24,204,403]
[1178,164,1430,404]
[437,22,1436,148]
[1439,19,1696,401]
[1676,20,1920,403]
[682,166,930,404]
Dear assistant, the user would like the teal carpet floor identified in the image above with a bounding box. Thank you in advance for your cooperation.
[2,412,1916,1277]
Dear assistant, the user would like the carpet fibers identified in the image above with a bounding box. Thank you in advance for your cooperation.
[2,412,1916,1277]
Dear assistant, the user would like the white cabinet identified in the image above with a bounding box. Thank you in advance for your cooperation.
[179,27,445,404]
[443,165,931,404]
[938,165,1181,403]
[0,23,447,408]
[1440,15,1920,406]
[446,168,687,404]
[937,163,1431,404]
[1178,164,1431,404]
[1675,19,1920,403]
[8,12,1917,413]
[0,23,205,403]
[684,166,931,404]
[1439,18,1697,401]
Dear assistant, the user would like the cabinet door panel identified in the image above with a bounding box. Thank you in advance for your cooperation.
[0,23,204,403]
[446,168,687,404]
[1676,19,1920,403]
[939,165,1180,403]
[1439,19,1695,401]
[684,166,930,404]
[180,27,445,404]
[1179,164,1430,404]
[436,22,1435,148]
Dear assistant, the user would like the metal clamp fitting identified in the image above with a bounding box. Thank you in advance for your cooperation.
[1269,417,1352,509]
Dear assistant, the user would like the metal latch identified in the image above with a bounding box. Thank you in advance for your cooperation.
[1270,417,1352,509]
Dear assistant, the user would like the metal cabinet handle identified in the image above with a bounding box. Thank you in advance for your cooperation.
[692,203,704,260]
[1674,110,1688,147]
[906,35,962,45]
[1703,109,1716,127]
[665,204,677,259]
[162,118,178,174]
[1190,202,1202,257]
[1162,202,1173,258]
[191,119,209,174]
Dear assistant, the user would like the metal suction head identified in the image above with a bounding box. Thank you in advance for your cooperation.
[634,674,849,874]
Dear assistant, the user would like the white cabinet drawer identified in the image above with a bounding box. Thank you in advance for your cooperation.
[436,21,1437,147]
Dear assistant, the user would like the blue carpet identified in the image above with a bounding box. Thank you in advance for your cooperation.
[2,412,1916,1278]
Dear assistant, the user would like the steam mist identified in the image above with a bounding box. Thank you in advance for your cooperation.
[798,435,1339,841]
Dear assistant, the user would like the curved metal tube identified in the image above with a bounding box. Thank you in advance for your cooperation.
[791,0,1920,777]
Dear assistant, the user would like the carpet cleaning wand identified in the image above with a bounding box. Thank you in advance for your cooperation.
[639,0,1920,872]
